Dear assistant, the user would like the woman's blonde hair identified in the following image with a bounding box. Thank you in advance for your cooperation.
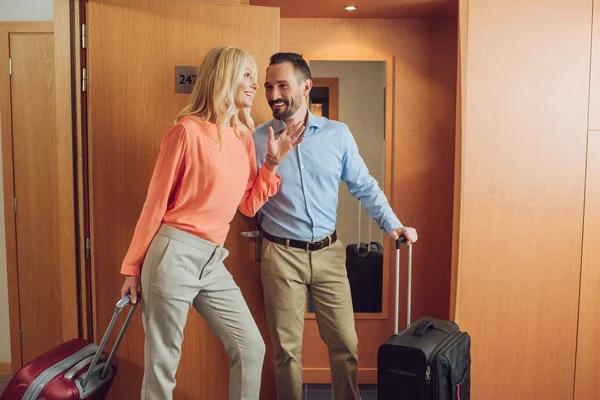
[176,46,257,143]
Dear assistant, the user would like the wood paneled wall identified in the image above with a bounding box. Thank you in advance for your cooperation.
[574,131,600,399]
[574,3,600,394]
[450,0,468,320]
[453,0,594,398]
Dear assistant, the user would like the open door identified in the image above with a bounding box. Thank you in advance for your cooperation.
[84,0,279,397]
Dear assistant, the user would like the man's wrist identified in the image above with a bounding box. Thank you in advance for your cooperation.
[385,222,404,235]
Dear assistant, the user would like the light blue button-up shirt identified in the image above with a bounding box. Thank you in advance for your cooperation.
[253,112,402,242]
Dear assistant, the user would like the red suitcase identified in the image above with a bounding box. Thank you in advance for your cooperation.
[0,296,137,400]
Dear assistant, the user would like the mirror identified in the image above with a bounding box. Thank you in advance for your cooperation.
[304,59,391,318]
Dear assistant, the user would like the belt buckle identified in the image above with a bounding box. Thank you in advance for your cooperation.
[310,239,323,251]
[307,239,321,251]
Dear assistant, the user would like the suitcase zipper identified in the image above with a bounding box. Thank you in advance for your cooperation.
[65,354,105,379]
[22,343,98,400]
[427,332,467,400]
[425,332,464,384]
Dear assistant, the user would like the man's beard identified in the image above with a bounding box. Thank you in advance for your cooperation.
[269,97,300,120]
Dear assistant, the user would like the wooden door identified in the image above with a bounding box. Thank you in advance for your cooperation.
[85,0,279,397]
[8,32,64,365]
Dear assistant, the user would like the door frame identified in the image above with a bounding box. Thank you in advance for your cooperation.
[0,21,55,374]
[65,0,93,342]
[304,54,395,322]
[53,0,82,346]
[307,77,339,121]
[52,0,93,343]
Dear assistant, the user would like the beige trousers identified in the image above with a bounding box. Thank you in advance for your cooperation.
[140,224,265,400]
[260,236,359,400]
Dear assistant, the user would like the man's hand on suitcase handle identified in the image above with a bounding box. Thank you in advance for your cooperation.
[389,227,418,245]
[121,275,140,304]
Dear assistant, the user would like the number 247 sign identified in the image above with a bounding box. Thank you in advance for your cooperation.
[179,74,197,85]
[175,65,198,94]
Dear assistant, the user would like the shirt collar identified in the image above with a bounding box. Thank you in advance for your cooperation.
[272,111,321,135]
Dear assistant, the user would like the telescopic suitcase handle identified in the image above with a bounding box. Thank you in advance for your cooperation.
[394,236,412,335]
[356,200,373,255]
[81,294,138,390]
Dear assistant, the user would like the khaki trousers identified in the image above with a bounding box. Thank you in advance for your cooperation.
[140,224,265,400]
[260,236,359,400]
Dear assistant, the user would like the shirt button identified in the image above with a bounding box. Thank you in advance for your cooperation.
[304,187,307,191]
[301,165,305,169]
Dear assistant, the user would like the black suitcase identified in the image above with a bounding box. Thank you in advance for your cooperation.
[346,201,384,312]
[377,238,471,400]
[346,241,383,313]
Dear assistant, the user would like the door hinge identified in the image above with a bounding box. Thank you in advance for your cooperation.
[19,330,23,346]
[13,198,16,215]
[85,237,91,260]
[8,58,12,76]
[81,24,86,49]
[82,68,87,92]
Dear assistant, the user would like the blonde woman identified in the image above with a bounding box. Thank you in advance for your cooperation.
[119,46,304,400]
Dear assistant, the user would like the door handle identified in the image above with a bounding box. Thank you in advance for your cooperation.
[240,230,260,238]
[240,230,262,261]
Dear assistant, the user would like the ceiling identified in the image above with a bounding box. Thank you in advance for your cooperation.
[248,0,457,19]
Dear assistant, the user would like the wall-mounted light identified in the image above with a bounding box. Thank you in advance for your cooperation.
[344,5,358,11]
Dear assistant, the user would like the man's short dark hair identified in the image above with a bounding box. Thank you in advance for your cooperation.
[269,52,312,82]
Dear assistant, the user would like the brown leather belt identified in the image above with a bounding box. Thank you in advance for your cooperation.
[262,230,337,251]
